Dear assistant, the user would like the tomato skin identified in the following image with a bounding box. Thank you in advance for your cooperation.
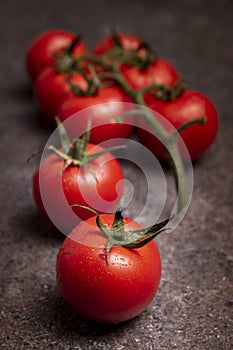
[34,66,88,123]
[33,144,124,232]
[56,214,161,324]
[121,58,179,90]
[26,29,87,80]
[137,90,218,161]
[56,86,134,144]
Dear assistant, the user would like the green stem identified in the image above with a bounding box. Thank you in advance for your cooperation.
[117,107,190,211]
[66,35,82,55]
[165,143,189,210]
[76,54,112,70]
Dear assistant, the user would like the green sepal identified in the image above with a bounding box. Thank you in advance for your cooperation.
[71,204,99,216]
[122,218,169,248]
[110,31,124,49]
[125,217,169,241]
[155,80,186,101]
[67,65,101,97]
[83,145,126,164]
[82,118,91,150]
[55,117,71,153]
[95,215,112,239]
[66,35,82,55]
[108,31,156,69]
[53,35,82,73]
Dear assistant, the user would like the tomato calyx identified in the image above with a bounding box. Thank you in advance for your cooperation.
[76,201,169,264]
[125,41,156,70]
[48,118,125,174]
[53,35,83,73]
[52,35,110,97]
[99,208,169,262]
[142,80,186,101]
[103,32,156,69]
[67,66,104,96]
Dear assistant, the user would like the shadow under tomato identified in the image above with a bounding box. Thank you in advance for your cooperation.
[29,284,141,340]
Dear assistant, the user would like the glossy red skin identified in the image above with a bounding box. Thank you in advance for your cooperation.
[120,58,179,90]
[56,86,134,144]
[137,90,218,161]
[33,144,124,232]
[56,214,161,324]
[94,33,142,55]
[26,29,87,80]
[34,66,88,122]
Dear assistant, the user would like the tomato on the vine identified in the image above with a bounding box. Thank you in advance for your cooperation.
[137,90,218,161]
[33,120,124,232]
[56,207,167,324]
[94,32,143,55]
[120,58,179,90]
[56,85,134,144]
[34,67,88,123]
[94,32,179,90]
[26,29,87,80]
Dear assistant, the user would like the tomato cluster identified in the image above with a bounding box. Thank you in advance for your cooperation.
[26,29,218,161]
[26,29,218,324]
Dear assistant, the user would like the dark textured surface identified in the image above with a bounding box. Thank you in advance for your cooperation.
[0,0,233,349]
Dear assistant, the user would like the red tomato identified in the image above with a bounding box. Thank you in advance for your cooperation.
[26,29,87,80]
[56,214,161,324]
[56,86,134,144]
[137,90,218,161]
[120,58,179,90]
[94,33,179,92]
[33,144,124,232]
[34,66,88,123]
[94,32,142,55]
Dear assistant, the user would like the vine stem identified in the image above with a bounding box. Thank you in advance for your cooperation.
[75,53,200,213]
[116,107,190,211]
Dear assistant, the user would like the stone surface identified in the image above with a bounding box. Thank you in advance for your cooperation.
[0,0,232,349]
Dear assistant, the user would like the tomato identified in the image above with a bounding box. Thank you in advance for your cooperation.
[94,32,179,92]
[137,90,218,161]
[34,66,88,123]
[26,29,87,80]
[94,32,143,55]
[33,143,124,232]
[56,86,134,144]
[93,32,152,72]
[56,213,161,324]
[120,58,179,90]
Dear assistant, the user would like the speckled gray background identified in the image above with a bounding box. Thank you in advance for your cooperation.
[0,0,232,349]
